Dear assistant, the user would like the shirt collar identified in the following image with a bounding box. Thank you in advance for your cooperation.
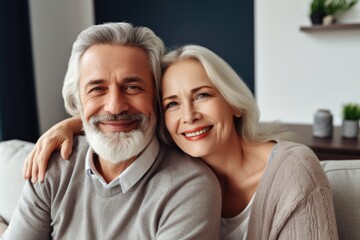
[85,137,160,193]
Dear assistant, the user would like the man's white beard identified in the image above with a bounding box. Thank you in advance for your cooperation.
[82,113,155,164]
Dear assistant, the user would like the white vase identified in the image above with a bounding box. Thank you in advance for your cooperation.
[342,120,359,138]
[323,15,336,26]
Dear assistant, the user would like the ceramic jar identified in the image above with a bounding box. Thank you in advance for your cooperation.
[313,109,333,138]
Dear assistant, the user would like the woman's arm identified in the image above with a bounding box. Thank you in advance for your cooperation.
[23,117,83,183]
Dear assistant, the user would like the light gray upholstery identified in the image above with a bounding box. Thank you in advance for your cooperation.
[0,140,34,232]
[0,139,359,239]
[321,160,360,240]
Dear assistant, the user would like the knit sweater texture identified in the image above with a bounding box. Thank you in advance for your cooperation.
[2,136,222,240]
[247,140,339,240]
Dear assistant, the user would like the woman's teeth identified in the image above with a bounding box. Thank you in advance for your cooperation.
[184,127,211,137]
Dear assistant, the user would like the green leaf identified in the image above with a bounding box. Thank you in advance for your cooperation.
[343,103,360,120]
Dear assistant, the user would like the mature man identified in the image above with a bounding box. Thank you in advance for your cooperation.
[1,22,221,239]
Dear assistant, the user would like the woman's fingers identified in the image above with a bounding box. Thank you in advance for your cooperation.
[60,138,73,161]
[23,148,36,179]
[37,141,59,182]
[22,117,80,182]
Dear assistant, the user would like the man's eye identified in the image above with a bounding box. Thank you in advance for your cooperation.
[124,85,143,94]
[88,86,105,93]
[127,85,139,90]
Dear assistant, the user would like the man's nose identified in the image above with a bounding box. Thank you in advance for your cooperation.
[182,104,200,124]
[104,89,129,114]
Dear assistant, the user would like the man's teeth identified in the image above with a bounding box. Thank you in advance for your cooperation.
[185,127,210,137]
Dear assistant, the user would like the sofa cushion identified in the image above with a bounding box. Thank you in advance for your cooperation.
[0,139,34,225]
[0,217,7,236]
[320,160,360,240]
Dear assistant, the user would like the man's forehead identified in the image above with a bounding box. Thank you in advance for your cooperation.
[80,44,151,67]
[79,44,154,84]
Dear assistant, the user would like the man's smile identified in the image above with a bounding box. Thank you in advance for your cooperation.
[98,120,140,132]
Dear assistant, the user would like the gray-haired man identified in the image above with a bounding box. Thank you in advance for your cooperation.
[1,22,221,239]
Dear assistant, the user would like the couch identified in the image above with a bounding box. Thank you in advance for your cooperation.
[0,139,360,239]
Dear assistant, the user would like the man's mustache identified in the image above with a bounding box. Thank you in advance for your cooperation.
[90,113,144,125]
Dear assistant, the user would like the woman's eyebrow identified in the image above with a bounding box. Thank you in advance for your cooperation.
[191,85,213,93]
[162,94,176,102]
[162,85,213,101]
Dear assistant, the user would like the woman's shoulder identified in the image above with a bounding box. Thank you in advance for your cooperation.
[253,140,330,210]
[249,141,337,239]
[268,140,328,187]
[275,140,319,165]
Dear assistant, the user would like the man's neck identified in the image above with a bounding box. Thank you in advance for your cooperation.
[93,154,137,183]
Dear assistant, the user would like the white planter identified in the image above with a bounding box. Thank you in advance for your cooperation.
[323,15,336,26]
[342,120,359,138]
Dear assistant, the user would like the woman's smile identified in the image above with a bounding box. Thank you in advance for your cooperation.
[182,126,213,140]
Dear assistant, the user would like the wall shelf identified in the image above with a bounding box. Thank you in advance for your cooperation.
[300,23,360,32]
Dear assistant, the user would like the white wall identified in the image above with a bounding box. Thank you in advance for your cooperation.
[29,0,94,134]
[255,0,360,126]
[28,1,360,132]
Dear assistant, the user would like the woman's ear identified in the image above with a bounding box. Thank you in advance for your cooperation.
[234,110,241,118]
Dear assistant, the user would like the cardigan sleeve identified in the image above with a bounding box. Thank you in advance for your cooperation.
[276,185,339,240]
[247,141,339,240]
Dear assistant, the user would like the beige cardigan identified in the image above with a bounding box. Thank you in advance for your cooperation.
[247,141,338,240]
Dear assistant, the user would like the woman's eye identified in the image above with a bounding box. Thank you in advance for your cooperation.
[164,102,177,110]
[195,92,210,100]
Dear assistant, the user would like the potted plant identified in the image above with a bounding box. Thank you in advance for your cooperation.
[323,0,358,25]
[310,0,327,24]
[309,0,358,25]
[342,103,360,138]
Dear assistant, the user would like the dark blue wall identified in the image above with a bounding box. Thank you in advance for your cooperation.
[94,0,254,92]
[0,0,39,142]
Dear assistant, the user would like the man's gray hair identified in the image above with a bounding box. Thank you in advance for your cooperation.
[62,22,165,117]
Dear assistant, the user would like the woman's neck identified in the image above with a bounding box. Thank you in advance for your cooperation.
[202,139,275,217]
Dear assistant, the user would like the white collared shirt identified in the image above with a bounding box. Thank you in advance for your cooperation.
[85,137,160,193]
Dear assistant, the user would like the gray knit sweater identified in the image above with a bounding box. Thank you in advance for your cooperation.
[247,141,339,240]
[2,136,222,240]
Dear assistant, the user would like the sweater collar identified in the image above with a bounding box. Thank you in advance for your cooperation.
[85,137,160,193]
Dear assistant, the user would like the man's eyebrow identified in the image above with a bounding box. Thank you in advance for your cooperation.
[123,76,146,84]
[84,76,146,89]
[84,79,105,91]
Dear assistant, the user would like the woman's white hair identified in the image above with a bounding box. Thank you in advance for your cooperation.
[159,45,294,145]
[62,22,165,118]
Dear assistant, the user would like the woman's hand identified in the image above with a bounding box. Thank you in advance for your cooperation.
[23,117,83,183]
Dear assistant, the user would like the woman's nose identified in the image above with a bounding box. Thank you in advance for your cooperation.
[182,104,200,124]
